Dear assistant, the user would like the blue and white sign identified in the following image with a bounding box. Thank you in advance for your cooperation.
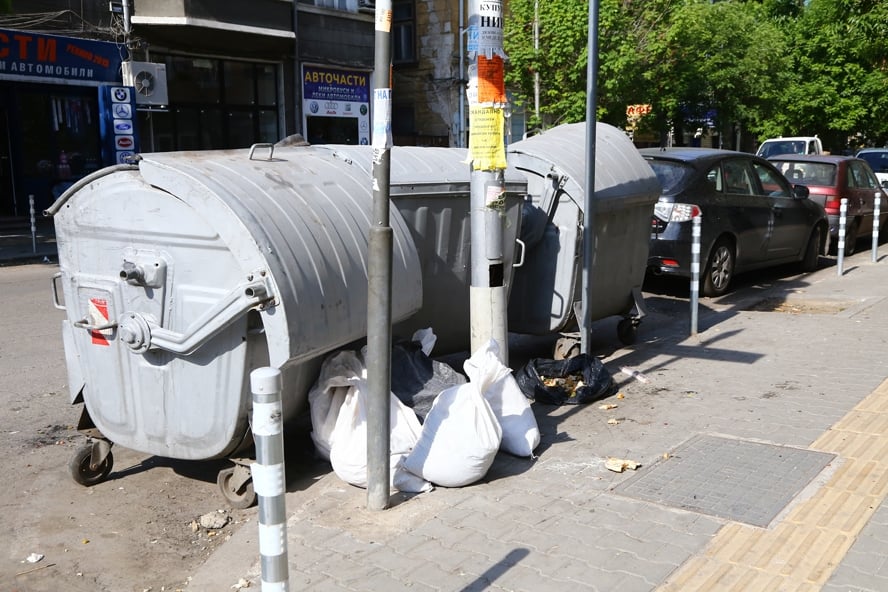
[98,84,140,167]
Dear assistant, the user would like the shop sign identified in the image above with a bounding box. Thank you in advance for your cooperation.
[302,64,371,145]
[0,27,123,85]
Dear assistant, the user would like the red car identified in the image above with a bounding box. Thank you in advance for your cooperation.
[768,155,887,255]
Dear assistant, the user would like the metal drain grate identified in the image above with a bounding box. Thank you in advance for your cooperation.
[613,434,835,527]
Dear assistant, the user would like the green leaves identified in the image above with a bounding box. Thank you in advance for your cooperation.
[503,0,888,147]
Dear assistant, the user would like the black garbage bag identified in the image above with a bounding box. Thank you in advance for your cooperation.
[515,353,617,405]
[390,340,467,421]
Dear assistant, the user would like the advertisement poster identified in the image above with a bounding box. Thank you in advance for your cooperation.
[302,64,371,145]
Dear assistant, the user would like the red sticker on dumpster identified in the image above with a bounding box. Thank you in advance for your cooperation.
[88,298,111,346]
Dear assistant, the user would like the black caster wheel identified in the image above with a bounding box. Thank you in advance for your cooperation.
[217,466,256,509]
[69,443,114,486]
[617,318,638,346]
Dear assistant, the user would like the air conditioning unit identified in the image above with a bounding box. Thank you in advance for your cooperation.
[358,0,375,13]
[122,61,169,107]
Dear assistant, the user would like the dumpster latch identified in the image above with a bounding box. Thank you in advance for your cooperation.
[120,256,166,289]
[116,272,274,356]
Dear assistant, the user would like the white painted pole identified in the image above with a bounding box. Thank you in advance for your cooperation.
[250,367,289,592]
[29,194,37,253]
[837,198,847,276]
[872,195,881,263]
[690,213,701,336]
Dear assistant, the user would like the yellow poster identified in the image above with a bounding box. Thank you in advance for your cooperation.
[468,106,506,170]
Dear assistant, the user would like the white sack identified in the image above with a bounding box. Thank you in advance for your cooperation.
[320,351,430,492]
[402,375,502,488]
[308,350,365,461]
[464,340,541,457]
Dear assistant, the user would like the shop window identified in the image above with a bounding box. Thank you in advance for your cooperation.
[167,56,221,104]
[224,61,256,105]
[152,55,280,151]
[393,0,416,65]
[305,0,359,11]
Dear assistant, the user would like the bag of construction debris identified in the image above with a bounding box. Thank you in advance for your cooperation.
[515,354,616,405]
[401,348,503,487]
[464,340,540,457]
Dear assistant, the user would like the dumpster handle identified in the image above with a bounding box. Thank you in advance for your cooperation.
[513,238,526,268]
[117,275,274,356]
[249,143,275,161]
[73,318,119,331]
[51,272,65,311]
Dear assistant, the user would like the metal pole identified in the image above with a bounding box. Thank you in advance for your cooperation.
[580,0,600,354]
[367,0,394,511]
[690,213,701,336]
[872,195,881,262]
[837,198,847,276]
[29,194,37,254]
[533,0,540,123]
[468,0,508,363]
[250,367,289,592]
[458,0,465,148]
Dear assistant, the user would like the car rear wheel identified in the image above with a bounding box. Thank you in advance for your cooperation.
[844,219,859,256]
[702,239,734,297]
[801,226,821,272]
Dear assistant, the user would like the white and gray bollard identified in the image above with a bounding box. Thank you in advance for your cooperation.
[29,194,37,254]
[837,198,847,276]
[690,213,701,336]
[250,367,290,592]
[873,195,881,263]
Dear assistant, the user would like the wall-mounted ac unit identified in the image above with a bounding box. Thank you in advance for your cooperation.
[122,61,169,107]
[358,0,375,13]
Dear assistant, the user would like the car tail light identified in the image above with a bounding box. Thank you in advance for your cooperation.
[823,195,841,214]
[660,258,680,268]
[654,202,701,222]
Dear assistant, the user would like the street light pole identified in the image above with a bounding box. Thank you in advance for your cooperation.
[367,0,394,511]
[467,0,508,363]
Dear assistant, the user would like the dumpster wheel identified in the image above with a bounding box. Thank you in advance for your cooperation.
[617,318,639,346]
[217,465,256,509]
[69,442,114,486]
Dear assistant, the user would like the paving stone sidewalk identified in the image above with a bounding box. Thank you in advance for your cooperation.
[189,250,888,591]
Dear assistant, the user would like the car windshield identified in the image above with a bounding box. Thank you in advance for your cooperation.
[857,151,888,174]
[646,159,693,193]
[759,141,805,158]
[770,160,836,186]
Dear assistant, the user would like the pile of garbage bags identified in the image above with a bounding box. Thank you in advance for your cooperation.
[308,334,541,492]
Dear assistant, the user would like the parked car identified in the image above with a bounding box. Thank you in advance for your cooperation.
[768,155,887,255]
[642,148,828,297]
[756,136,824,158]
[855,148,888,186]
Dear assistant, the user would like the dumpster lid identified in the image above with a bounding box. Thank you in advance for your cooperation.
[508,122,660,209]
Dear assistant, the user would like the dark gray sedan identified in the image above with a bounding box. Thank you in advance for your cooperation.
[642,148,829,296]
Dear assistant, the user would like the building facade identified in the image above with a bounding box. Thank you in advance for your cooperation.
[0,0,493,221]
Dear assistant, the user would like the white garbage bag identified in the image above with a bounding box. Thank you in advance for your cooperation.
[465,340,540,458]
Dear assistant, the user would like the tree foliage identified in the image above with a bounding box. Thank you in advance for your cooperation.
[503,0,888,149]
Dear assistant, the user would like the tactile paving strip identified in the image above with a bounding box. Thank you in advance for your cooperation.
[614,434,835,527]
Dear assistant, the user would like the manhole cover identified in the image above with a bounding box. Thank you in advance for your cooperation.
[613,434,835,527]
[744,297,847,314]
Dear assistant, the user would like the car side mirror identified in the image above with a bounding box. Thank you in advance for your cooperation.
[882,180,888,190]
[792,184,810,199]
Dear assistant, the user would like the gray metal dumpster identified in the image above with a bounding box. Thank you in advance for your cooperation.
[310,145,526,354]
[47,142,525,506]
[506,122,661,346]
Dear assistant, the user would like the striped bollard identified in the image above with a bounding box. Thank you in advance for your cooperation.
[837,198,847,277]
[872,195,881,263]
[29,194,37,254]
[690,213,701,336]
[250,367,289,592]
